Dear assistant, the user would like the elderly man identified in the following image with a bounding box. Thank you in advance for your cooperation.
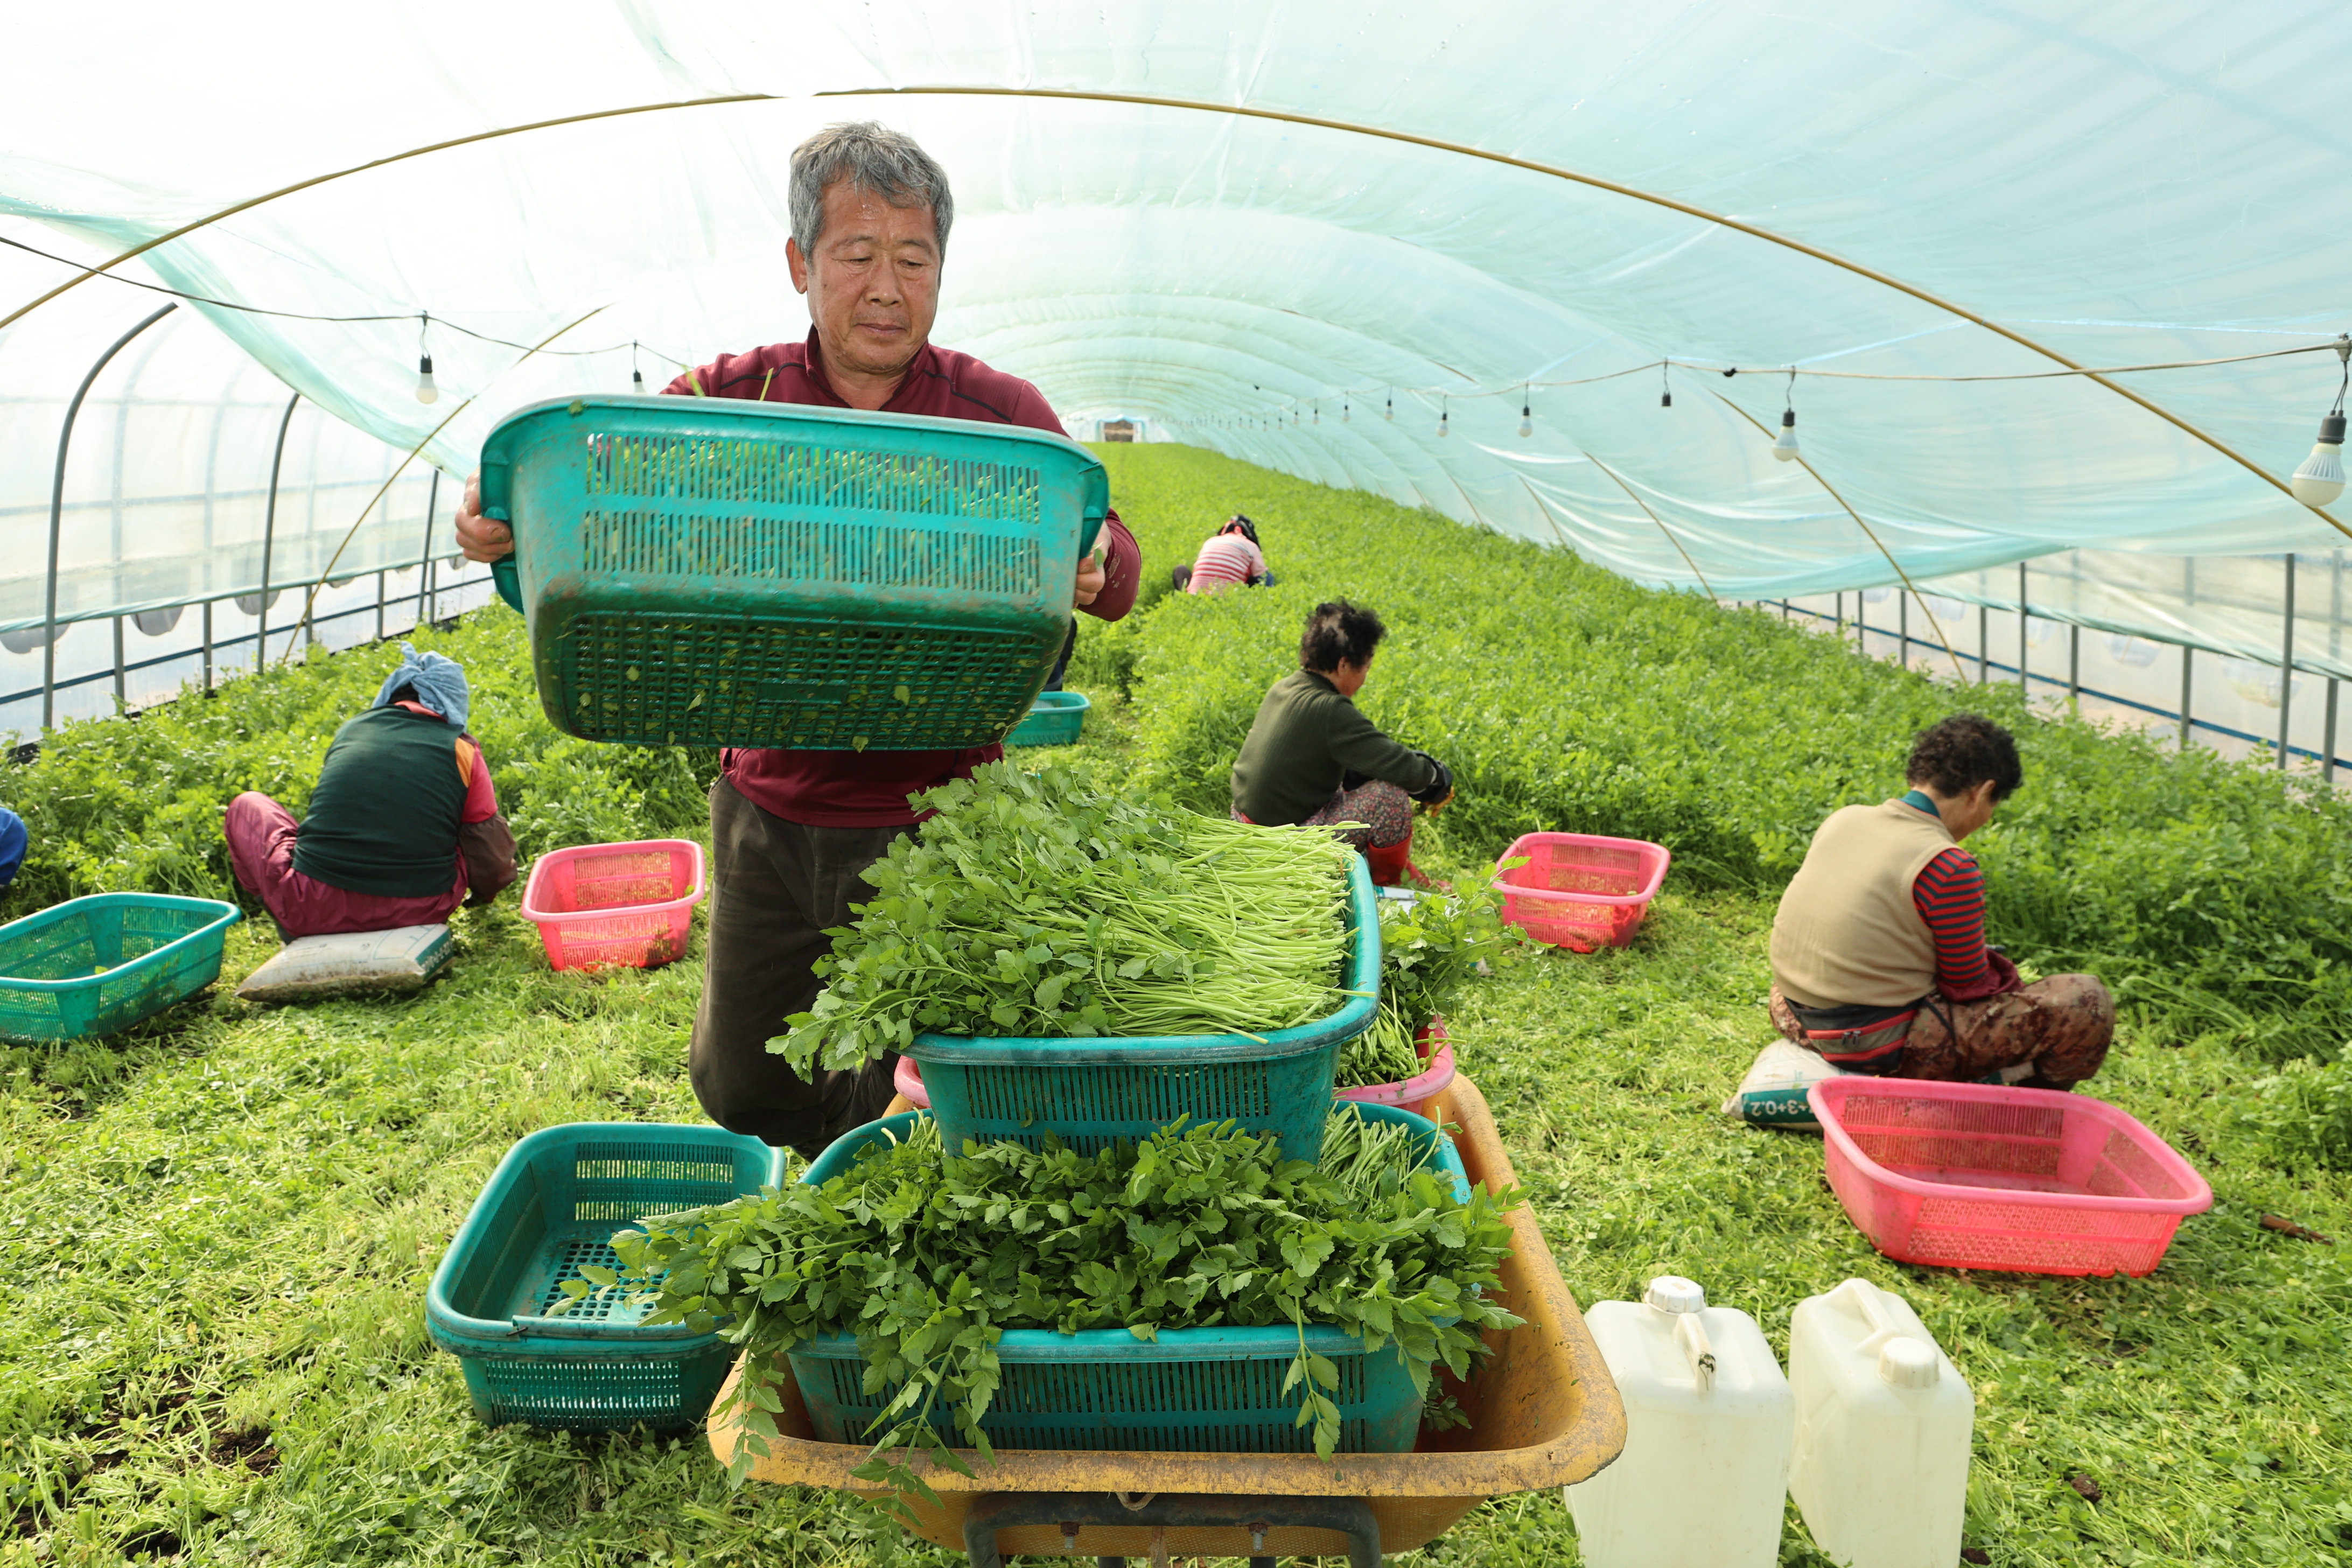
[457,122,1140,1157]
[1768,713,2111,1088]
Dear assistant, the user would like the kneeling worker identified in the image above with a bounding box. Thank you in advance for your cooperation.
[1230,599,1453,884]
[224,644,517,937]
[1769,713,2111,1087]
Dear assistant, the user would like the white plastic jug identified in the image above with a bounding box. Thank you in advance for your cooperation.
[1565,1276,1793,1568]
[1788,1278,1975,1568]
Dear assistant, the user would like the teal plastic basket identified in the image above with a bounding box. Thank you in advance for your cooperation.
[478,397,1109,751]
[426,1122,783,1431]
[1005,690,1089,747]
[0,893,241,1043]
[788,1104,1465,1453]
[905,858,1378,1164]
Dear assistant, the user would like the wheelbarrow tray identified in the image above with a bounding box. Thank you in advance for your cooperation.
[705,1071,1625,1558]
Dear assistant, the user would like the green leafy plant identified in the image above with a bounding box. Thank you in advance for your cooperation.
[778,760,1359,1069]
[609,1112,1523,1502]
[1337,872,1513,1088]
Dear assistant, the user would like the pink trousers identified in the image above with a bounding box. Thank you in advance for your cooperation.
[223,792,465,939]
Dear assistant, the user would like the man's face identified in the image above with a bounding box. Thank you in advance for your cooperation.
[786,180,941,384]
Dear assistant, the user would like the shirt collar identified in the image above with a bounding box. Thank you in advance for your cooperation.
[1899,788,1942,819]
[802,327,935,412]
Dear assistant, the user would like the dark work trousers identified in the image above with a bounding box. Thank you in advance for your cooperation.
[689,778,908,1158]
[1042,621,1078,691]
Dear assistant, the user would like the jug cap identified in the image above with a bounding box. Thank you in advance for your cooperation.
[1644,1276,1706,1314]
[1878,1337,1941,1389]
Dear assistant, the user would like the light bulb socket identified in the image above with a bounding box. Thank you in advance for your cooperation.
[1781,408,1797,430]
[632,369,646,390]
[2321,414,2347,445]
[419,353,433,376]
[1661,391,1673,408]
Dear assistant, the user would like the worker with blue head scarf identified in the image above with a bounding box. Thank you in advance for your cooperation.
[221,643,516,938]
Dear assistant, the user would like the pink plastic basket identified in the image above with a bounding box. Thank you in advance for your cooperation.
[1335,1018,1458,1117]
[520,839,705,971]
[1808,1078,2212,1277]
[1495,832,1670,951]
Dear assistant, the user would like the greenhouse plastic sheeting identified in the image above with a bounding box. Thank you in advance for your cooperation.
[3,3,2350,658]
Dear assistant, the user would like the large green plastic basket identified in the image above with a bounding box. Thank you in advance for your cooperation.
[0,893,241,1044]
[787,1103,1465,1453]
[906,857,1378,1164]
[478,397,1109,751]
[426,1122,783,1431]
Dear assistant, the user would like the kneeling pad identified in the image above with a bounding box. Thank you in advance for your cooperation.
[237,923,453,1003]
[1721,1039,1850,1131]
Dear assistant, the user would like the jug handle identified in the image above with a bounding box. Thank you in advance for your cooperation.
[1674,1310,1717,1392]
[1835,1276,1910,1355]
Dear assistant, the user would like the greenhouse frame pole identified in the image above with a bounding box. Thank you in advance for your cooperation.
[2327,681,2340,784]
[201,599,213,694]
[43,302,176,730]
[257,393,299,674]
[2069,625,2081,706]
[2180,648,2194,750]
[2278,554,2296,770]
[421,470,440,627]
[2018,563,2029,694]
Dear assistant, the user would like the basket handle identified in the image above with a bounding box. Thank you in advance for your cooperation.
[1078,464,1109,557]
[479,447,526,614]
[1832,1276,1908,1352]
[1674,1311,1717,1393]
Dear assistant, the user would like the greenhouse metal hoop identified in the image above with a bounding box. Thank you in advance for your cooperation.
[6,82,2343,550]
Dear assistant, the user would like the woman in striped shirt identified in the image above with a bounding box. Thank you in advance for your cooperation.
[1186,515,1270,593]
[1766,715,2112,1088]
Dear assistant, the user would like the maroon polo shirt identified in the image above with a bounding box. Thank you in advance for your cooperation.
[663,331,1140,827]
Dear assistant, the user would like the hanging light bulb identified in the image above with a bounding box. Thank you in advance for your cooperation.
[1438,400,1450,438]
[2290,337,2350,506]
[1518,386,1533,438]
[414,313,438,404]
[1660,361,1673,408]
[1313,403,1320,425]
[1384,394,1394,421]
[2293,415,2347,506]
[1770,368,1800,461]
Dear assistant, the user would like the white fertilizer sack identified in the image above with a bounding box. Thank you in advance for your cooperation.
[236,924,453,1003]
[1722,1040,1850,1131]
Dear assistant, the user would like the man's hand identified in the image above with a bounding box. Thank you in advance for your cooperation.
[1073,545,1105,608]
[456,472,513,563]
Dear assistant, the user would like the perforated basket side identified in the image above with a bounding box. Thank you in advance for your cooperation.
[457,1343,734,1431]
[787,1329,1417,1454]
[921,1044,1340,1161]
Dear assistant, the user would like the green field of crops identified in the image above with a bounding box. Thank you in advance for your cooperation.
[3,444,2347,1567]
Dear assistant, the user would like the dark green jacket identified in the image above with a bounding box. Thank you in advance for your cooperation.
[291,706,473,897]
[1230,669,1438,826]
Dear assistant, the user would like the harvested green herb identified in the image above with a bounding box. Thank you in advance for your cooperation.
[778,760,1360,1070]
[610,1114,1522,1499]
[1336,874,1513,1088]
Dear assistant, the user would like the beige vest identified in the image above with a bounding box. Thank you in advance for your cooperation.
[1770,800,1956,1009]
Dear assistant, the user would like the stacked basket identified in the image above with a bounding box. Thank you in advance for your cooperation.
[787,851,1483,1457]
[429,399,1111,1431]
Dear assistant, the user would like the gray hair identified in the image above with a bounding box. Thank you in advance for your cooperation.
[789,121,955,256]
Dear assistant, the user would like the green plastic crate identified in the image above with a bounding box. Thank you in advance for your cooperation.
[786,1103,1466,1453]
[906,857,1378,1164]
[426,1122,783,1431]
[0,893,241,1044]
[1005,689,1089,747]
[479,397,1109,751]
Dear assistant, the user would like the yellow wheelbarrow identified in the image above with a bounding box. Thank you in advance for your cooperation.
[708,1072,1625,1566]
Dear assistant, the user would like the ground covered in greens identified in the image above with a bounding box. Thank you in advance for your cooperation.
[2,444,2346,1566]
